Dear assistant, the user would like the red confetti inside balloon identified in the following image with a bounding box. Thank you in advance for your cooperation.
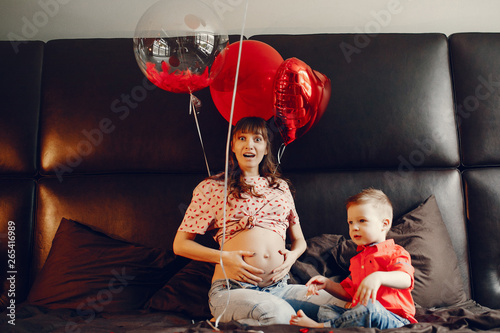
[133,0,229,94]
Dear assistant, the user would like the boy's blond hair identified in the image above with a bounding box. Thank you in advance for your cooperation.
[346,188,393,230]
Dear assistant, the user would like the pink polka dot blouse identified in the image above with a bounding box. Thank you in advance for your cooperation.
[179,176,299,244]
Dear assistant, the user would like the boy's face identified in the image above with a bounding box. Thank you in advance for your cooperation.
[347,203,390,247]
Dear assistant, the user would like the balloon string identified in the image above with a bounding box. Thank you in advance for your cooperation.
[190,93,211,177]
[168,32,210,176]
[216,0,249,328]
[274,143,286,175]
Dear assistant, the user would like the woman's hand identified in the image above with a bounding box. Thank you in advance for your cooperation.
[174,231,263,285]
[269,222,307,283]
[269,249,299,283]
[222,250,264,285]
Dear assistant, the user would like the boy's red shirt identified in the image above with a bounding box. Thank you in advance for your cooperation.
[340,239,418,323]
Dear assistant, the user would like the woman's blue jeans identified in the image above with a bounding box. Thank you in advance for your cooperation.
[208,277,342,326]
[318,300,410,329]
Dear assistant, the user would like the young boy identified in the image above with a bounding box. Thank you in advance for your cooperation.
[290,188,417,329]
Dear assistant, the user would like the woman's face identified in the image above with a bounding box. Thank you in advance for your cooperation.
[232,130,268,177]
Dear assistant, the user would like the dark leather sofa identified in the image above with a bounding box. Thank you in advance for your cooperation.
[1,33,499,332]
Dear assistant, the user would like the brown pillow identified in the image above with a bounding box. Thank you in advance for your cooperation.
[27,218,179,312]
[290,234,348,284]
[147,260,215,318]
[388,195,467,308]
[292,195,467,309]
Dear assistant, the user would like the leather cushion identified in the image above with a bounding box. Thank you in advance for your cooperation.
[463,168,500,309]
[27,218,179,311]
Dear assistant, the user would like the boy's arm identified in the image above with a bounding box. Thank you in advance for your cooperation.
[354,271,412,306]
[325,279,353,301]
[379,270,412,289]
[307,275,352,301]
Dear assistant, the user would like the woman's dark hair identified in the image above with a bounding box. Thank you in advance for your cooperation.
[212,117,287,198]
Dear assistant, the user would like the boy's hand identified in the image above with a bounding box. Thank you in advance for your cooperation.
[353,272,382,306]
[353,270,411,306]
[305,275,329,296]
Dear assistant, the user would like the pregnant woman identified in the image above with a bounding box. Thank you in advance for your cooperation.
[173,117,328,325]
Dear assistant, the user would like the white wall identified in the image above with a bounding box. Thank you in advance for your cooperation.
[1,0,500,42]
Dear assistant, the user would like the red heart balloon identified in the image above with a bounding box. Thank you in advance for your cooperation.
[273,58,331,145]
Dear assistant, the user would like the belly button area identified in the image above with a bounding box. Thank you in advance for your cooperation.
[263,253,270,259]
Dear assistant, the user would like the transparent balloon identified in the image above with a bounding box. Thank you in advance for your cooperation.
[133,0,229,93]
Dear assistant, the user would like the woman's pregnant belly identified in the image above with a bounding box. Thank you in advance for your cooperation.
[213,227,286,287]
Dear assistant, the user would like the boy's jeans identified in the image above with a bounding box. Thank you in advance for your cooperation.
[318,300,410,329]
[209,277,341,326]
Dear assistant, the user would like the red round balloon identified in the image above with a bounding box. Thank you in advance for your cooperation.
[210,40,284,125]
[273,57,331,145]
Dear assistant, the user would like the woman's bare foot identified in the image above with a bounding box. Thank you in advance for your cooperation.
[289,310,324,328]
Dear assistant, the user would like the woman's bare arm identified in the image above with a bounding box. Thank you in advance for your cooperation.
[173,231,221,263]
